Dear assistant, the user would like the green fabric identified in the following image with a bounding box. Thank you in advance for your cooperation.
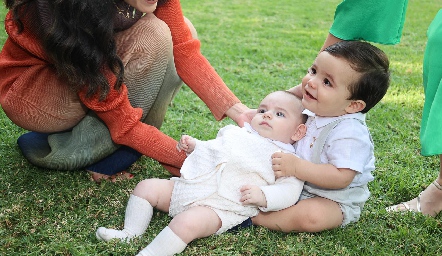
[23,60,181,171]
[420,10,442,156]
[23,59,181,171]
[330,0,408,45]
[24,113,119,170]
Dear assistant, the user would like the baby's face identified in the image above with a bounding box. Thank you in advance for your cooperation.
[300,51,361,117]
[250,91,304,144]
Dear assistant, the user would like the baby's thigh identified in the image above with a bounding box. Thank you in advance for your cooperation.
[169,206,221,243]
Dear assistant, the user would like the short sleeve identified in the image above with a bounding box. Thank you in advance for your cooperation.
[325,120,373,174]
[330,0,408,45]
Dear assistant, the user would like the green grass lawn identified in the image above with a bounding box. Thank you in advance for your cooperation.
[1,1,442,255]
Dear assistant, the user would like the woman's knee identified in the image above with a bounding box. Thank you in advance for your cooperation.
[115,14,173,59]
[1,78,87,133]
[183,16,198,39]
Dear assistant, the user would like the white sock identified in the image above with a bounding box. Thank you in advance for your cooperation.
[96,194,153,242]
[136,226,187,256]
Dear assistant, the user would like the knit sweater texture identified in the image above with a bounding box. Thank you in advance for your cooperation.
[0,0,240,170]
[169,124,304,234]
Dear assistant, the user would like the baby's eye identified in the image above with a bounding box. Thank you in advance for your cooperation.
[323,78,332,87]
[257,108,266,113]
[276,112,285,117]
[307,67,316,75]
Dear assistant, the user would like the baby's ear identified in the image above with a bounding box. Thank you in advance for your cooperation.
[345,100,366,114]
[291,124,307,142]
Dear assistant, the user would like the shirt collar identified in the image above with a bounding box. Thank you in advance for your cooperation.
[302,109,366,128]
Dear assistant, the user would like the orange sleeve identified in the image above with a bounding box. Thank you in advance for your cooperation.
[0,11,49,89]
[1,10,186,169]
[155,0,241,120]
[78,74,186,169]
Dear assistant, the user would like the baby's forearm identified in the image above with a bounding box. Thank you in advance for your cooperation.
[295,159,354,189]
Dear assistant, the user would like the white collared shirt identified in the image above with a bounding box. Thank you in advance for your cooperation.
[295,110,375,187]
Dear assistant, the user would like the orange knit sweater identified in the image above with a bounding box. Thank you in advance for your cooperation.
[0,0,240,172]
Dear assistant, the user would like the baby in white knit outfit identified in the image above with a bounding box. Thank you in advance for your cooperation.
[95,91,307,256]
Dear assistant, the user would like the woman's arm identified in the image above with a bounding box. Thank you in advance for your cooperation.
[154,0,250,125]
[78,74,187,171]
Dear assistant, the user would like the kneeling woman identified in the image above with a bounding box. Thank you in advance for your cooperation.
[0,0,249,181]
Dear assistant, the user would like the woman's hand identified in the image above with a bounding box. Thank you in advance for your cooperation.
[226,103,254,127]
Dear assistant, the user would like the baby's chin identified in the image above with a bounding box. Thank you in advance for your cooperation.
[257,132,292,144]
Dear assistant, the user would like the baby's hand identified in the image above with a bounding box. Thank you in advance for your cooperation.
[240,185,266,207]
[176,135,196,154]
[272,151,299,178]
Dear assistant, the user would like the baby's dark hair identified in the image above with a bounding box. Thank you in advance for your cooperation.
[323,41,390,113]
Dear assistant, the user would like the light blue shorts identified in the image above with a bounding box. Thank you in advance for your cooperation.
[299,183,370,226]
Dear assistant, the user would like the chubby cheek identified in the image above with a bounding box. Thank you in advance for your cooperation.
[301,76,310,90]
[250,116,260,129]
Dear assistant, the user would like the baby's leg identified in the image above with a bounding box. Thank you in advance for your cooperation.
[253,197,343,233]
[96,179,174,242]
[137,206,221,256]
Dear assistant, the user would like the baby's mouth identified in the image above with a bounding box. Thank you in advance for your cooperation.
[305,90,317,100]
[260,121,271,127]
